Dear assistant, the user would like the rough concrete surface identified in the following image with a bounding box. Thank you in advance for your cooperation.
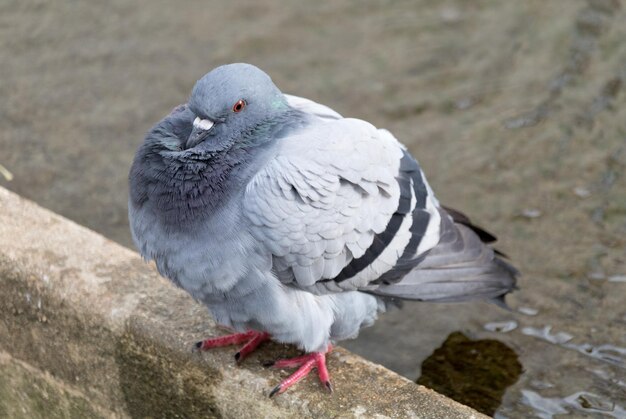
[1,0,626,417]
[0,187,486,418]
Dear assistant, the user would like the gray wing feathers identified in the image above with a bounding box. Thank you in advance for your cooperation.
[245,103,517,302]
[245,119,403,289]
[372,209,518,302]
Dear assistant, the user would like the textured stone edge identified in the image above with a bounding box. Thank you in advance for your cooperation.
[0,186,486,419]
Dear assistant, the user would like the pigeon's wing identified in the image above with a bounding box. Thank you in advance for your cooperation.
[244,117,442,294]
[371,206,518,304]
[284,94,343,121]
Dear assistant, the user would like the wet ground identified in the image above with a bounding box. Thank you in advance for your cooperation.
[2,0,625,417]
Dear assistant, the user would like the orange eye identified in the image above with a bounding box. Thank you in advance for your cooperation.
[232,99,246,113]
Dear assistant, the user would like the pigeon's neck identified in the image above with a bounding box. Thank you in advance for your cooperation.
[130,109,307,228]
[147,143,274,227]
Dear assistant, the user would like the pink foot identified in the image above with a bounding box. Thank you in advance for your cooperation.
[266,345,333,397]
[194,330,270,363]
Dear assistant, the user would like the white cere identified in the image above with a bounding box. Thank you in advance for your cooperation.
[193,117,214,131]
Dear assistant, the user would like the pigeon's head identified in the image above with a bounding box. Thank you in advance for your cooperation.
[186,63,289,149]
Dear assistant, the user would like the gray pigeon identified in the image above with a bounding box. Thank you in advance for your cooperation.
[129,63,518,396]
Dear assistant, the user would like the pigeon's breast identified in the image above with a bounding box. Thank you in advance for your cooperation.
[131,195,271,302]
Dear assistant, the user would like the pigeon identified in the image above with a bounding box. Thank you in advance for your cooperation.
[129,63,518,397]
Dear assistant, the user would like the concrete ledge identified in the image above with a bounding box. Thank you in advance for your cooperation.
[0,186,486,418]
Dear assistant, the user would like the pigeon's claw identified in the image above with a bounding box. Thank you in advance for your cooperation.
[234,331,270,363]
[267,346,333,397]
[193,330,270,363]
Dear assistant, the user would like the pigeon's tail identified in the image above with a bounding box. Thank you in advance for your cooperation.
[372,208,518,305]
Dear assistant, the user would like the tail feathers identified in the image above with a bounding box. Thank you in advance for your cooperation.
[372,209,518,303]
[490,293,513,311]
[440,205,497,243]
[373,259,516,302]
[442,204,510,258]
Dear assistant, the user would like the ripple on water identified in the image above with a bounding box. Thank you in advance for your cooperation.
[521,325,626,367]
[608,274,626,282]
[484,320,518,333]
[521,390,626,418]
[518,306,539,316]
[521,325,573,345]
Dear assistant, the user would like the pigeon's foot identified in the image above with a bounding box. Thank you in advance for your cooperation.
[194,330,270,363]
[266,345,333,397]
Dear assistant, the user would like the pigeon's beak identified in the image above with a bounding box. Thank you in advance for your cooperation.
[187,116,215,149]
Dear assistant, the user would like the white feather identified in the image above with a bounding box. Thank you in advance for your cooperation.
[244,117,404,289]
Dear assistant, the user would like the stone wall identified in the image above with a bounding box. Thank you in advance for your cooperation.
[0,187,485,418]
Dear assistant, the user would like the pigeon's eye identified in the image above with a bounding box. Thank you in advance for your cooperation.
[232,99,246,113]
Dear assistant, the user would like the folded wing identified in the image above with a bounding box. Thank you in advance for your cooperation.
[245,112,441,293]
[244,98,517,302]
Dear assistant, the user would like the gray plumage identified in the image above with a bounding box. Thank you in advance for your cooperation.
[129,63,517,353]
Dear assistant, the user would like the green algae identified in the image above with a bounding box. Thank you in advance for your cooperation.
[417,331,522,416]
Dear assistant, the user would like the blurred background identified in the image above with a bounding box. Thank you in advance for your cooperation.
[2,0,625,417]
